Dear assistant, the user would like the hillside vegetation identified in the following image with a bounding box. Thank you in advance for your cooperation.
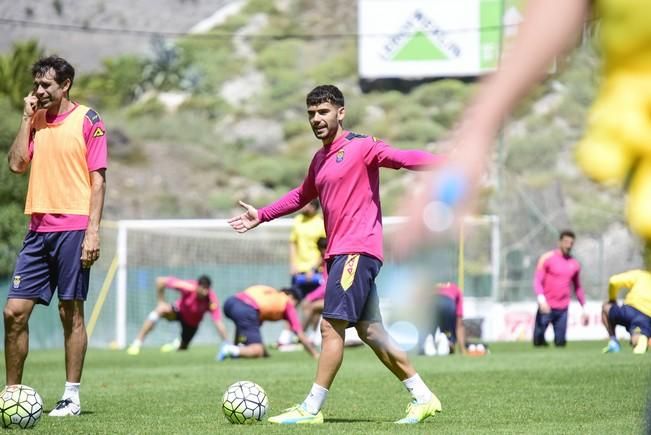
[0,0,638,282]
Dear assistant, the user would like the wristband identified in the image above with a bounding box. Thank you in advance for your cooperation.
[432,169,467,206]
[537,294,547,305]
[422,170,467,232]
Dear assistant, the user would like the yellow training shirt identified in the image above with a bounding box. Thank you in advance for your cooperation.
[609,269,651,317]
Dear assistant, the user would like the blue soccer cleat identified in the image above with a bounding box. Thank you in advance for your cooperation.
[602,340,621,353]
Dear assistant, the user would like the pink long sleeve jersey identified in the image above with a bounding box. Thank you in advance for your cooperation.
[533,249,585,310]
[259,131,442,262]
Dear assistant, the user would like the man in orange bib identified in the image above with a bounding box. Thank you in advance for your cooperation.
[5,56,107,417]
[217,285,318,360]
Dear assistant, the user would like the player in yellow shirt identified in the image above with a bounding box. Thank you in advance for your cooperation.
[602,269,651,354]
[289,199,326,299]
[277,200,326,348]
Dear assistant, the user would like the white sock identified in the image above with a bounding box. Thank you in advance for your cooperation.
[227,344,240,357]
[402,374,433,404]
[63,382,80,404]
[302,383,328,414]
[132,338,143,347]
[278,329,293,345]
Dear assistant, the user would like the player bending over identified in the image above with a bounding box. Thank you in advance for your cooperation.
[217,285,318,360]
[602,269,651,354]
[127,275,228,354]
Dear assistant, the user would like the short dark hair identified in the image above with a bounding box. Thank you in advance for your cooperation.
[306,84,344,108]
[280,286,302,301]
[309,199,320,210]
[559,230,575,240]
[32,55,75,89]
[197,275,212,288]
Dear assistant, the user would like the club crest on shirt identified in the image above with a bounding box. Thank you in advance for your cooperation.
[336,149,345,163]
[13,275,21,289]
[92,127,105,138]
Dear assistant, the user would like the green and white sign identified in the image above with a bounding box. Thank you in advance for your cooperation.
[358,0,525,79]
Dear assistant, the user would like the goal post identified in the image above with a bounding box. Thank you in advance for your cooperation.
[104,216,499,349]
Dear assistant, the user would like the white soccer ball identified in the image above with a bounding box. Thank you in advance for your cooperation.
[222,381,269,424]
[0,385,43,429]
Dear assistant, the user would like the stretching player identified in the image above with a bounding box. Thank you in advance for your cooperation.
[602,269,651,354]
[127,275,228,354]
[229,85,444,424]
[217,285,318,360]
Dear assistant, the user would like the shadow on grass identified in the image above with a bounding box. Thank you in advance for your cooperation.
[44,410,95,416]
[326,418,379,423]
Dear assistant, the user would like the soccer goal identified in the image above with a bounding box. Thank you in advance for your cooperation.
[87,216,499,349]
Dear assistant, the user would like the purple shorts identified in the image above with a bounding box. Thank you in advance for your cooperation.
[322,254,382,326]
[8,230,89,306]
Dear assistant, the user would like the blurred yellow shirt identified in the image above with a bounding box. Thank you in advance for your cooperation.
[608,269,651,317]
[290,214,325,273]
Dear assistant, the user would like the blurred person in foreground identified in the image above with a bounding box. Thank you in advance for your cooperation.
[228,85,444,424]
[127,275,228,355]
[5,55,107,417]
[398,0,651,265]
[602,269,651,354]
[533,230,588,347]
[217,285,318,360]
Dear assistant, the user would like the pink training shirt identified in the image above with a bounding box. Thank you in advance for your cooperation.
[437,282,463,317]
[165,277,222,328]
[533,249,585,310]
[259,131,442,262]
[28,103,108,232]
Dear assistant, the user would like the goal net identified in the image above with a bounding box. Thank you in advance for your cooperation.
[83,216,498,349]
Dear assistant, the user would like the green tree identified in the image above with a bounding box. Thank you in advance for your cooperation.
[0,40,43,111]
[0,98,28,278]
[0,42,42,277]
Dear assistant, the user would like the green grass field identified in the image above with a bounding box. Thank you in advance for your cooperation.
[5,341,648,434]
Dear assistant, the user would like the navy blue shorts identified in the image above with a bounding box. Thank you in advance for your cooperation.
[609,304,651,336]
[322,254,382,326]
[435,295,457,343]
[9,230,89,306]
[223,297,262,345]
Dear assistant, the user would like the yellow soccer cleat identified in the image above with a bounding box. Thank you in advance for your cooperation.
[268,404,324,424]
[126,344,141,356]
[633,335,648,354]
[160,338,181,353]
[395,395,442,424]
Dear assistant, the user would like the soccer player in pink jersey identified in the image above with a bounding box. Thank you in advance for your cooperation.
[229,85,444,424]
[126,275,229,355]
[419,282,467,356]
[533,230,588,347]
[6,56,107,417]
